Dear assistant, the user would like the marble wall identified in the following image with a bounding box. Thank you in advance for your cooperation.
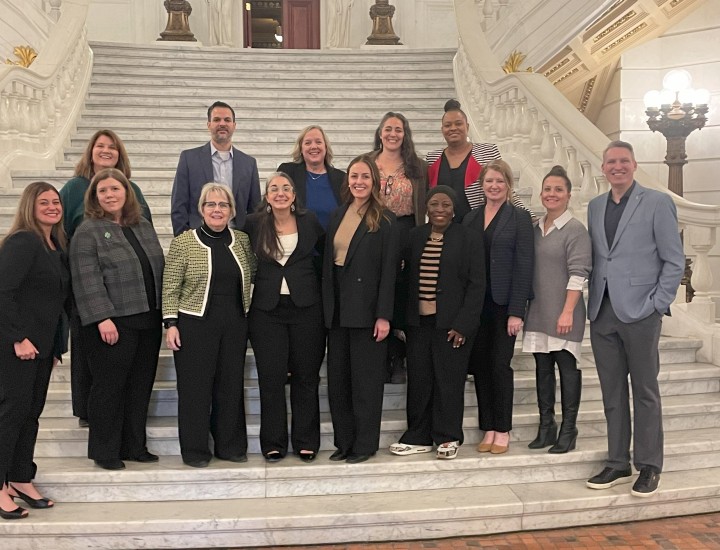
[83,0,458,49]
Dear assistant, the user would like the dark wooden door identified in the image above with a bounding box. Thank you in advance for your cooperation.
[282,0,320,49]
[243,2,253,48]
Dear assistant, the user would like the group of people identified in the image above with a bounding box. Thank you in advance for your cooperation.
[0,97,685,520]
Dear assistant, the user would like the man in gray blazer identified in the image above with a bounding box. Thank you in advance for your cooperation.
[585,140,684,497]
[171,101,261,235]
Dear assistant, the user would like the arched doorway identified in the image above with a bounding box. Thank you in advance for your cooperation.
[243,0,320,49]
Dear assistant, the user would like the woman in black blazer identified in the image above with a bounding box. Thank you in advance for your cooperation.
[390,186,485,460]
[0,182,70,520]
[277,125,346,230]
[245,173,326,463]
[322,154,398,464]
[462,160,534,455]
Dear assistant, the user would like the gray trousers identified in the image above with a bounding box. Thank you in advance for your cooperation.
[590,295,663,473]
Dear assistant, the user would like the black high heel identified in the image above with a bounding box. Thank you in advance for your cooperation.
[9,484,54,509]
[0,505,28,520]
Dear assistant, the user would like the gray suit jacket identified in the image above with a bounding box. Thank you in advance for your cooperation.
[171,142,261,235]
[587,182,684,323]
[70,218,165,326]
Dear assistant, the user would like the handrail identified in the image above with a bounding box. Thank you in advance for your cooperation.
[0,0,92,187]
[452,0,719,310]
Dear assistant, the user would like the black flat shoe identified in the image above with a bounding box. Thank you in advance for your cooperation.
[220,454,248,463]
[298,451,317,463]
[78,418,89,428]
[183,459,210,468]
[264,451,283,463]
[123,451,159,463]
[346,453,374,464]
[9,485,54,509]
[94,459,126,470]
[329,449,348,461]
[0,505,28,520]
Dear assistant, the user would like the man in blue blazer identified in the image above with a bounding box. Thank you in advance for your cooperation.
[171,101,261,235]
[585,140,684,497]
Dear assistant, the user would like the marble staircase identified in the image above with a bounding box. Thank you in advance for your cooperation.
[4,333,720,548]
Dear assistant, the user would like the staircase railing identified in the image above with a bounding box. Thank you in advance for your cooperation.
[0,0,92,188]
[452,0,720,357]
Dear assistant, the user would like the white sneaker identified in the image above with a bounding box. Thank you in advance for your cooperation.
[389,443,433,456]
[436,441,459,460]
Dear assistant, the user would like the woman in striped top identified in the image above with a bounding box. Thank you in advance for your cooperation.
[389,186,485,460]
[426,100,525,221]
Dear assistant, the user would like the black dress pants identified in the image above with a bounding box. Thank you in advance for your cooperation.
[0,345,53,483]
[469,299,516,433]
[83,323,161,461]
[327,326,387,456]
[249,297,325,455]
[174,300,248,463]
[401,316,472,446]
[69,303,92,420]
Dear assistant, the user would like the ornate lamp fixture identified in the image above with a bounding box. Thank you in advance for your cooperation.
[158,0,197,42]
[643,69,709,197]
[366,0,402,45]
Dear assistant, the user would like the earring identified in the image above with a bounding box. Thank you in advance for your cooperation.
[266,204,272,214]
[290,203,296,213]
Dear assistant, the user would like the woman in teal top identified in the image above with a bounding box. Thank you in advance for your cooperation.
[59,129,152,429]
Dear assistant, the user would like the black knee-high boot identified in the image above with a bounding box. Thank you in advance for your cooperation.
[528,353,558,449]
[549,352,581,454]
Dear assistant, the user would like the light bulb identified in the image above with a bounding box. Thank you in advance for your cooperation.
[643,90,661,109]
[662,69,692,92]
[694,88,710,106]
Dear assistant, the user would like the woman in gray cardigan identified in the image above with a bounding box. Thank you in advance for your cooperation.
[523,166,591,454]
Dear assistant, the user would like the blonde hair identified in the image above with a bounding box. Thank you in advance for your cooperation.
[480,159,515,202]
[291,125,334,166]
[197,183,236,220]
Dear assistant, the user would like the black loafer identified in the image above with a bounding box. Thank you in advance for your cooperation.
[264,451,284,463]
[346,453,373,464]
[299,452,317,463]
[123,451,159,463]
[183,459,210,468]
[329,449,348,461]
[220,454,248,463]
[95,459,126,470]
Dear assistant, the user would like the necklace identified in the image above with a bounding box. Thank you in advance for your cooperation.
[308,170,326,181]
[429,232,444,242]
[200,226,223,239]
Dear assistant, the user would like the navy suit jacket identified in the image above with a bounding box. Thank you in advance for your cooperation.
[587,182,684,323]
[463,203,534,318]
[171,142,260,235]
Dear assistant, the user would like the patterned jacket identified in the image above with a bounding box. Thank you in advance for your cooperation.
[70,218,164,326]
[162,228,257,319]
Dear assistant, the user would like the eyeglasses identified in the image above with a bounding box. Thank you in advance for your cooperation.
[384,176,394,196]
[203,201,231,210]
[267,185,294,194]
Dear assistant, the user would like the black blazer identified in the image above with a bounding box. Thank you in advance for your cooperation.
[322,205,398,329]
[404,223,485,337]
[277,161,346,209]
[0,231,69,358]
[244,211,325,311]
[463,203,534,318]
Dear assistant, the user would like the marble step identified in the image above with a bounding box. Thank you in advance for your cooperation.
[41,361,720,420]
[5,465,719,549]
[89,41,456,61]
[28,426,720,503]
[33,392,720,458]
[42,337,704,385]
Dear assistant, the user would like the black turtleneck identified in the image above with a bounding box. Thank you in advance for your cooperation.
[197,223,243,307]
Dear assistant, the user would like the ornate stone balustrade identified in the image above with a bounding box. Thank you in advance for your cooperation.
[453,0,720,347]
[0,0,92,187]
